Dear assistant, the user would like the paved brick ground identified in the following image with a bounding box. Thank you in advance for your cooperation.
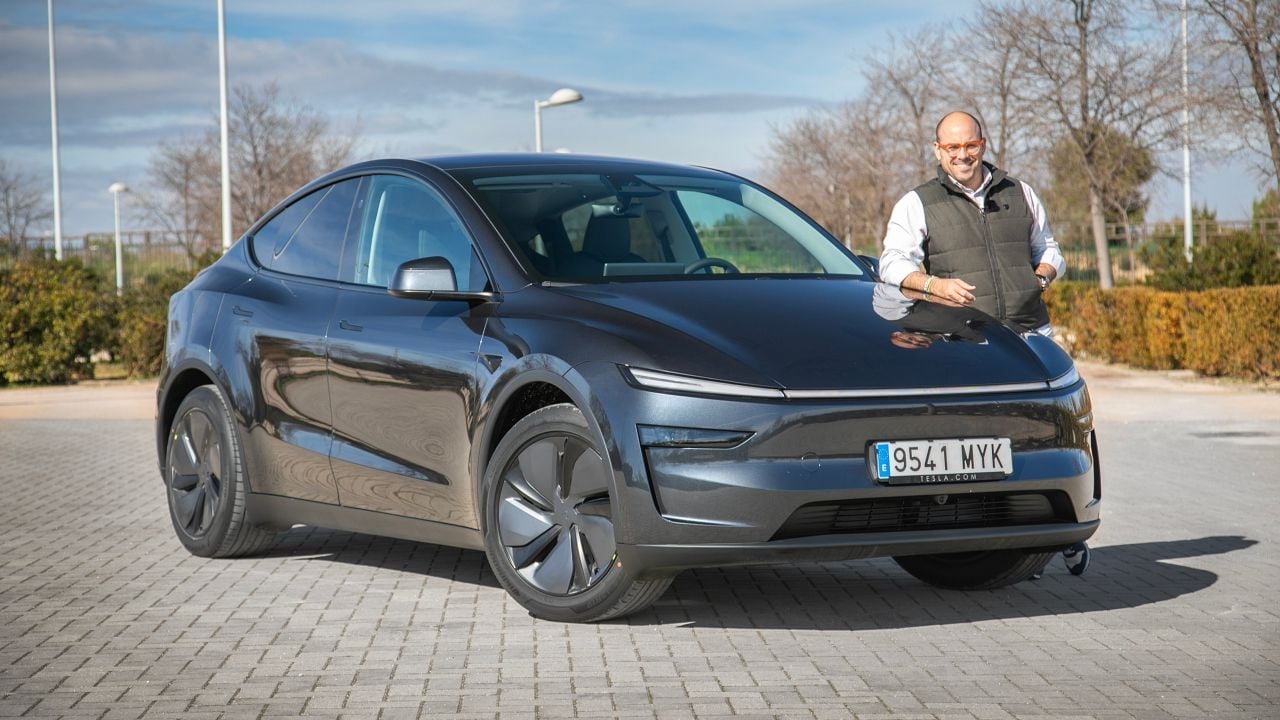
[1,368,1278,719]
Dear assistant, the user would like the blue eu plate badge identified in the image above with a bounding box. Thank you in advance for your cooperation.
[875,443,890,480]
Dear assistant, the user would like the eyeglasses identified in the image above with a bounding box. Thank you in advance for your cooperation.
[937,139,985,156]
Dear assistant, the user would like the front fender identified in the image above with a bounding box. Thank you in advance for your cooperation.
[468,354,600,527]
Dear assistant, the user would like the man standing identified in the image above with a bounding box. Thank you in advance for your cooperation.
[879,111,1065,335]
[878,111,1091,577]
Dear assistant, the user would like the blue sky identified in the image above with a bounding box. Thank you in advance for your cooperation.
[0,0,1257,236]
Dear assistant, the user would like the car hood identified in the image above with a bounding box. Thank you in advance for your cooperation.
[546,279,1059,392]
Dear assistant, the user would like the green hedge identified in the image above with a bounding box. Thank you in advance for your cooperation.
[0,258,116,384]
[0,258,200,385]
[112,268,200,378]
[1045,281,1280,380]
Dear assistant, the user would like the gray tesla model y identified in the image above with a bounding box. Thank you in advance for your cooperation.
[156,154,1099,622]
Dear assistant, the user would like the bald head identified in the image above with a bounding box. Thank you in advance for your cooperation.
[935,111,983,142]
[932,111,987,189]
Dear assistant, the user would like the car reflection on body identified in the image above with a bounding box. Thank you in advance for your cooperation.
[156,154,1100,622]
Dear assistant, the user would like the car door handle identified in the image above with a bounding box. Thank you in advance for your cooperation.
[231,305,254,318]
[338,319,363,332]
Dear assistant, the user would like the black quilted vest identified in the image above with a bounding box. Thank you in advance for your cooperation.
[915,164,1050,331]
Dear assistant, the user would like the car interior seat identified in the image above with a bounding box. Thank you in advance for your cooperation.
[561,214,645,277]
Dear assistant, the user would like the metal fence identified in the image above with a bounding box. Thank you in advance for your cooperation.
[2,231,213,284]
[1051,219,1280,283]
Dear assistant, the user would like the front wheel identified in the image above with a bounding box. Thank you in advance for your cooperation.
[894,549,1054,590]
[482,403,671,622]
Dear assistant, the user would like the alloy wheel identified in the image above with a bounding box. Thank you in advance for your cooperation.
[167,408,224,539]
[496,435,616,596]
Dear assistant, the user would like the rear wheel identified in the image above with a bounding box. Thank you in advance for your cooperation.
[482,403,671,622]
[894,549,1054,590]
[164,385,276,558]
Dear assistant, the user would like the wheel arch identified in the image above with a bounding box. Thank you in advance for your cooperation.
[484,380,574,463]
[155,362,223,476]
[472,362,607,528]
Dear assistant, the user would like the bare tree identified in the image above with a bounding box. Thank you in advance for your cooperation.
[0,159,52,257]
[135,140,218,259]
[227,83,356,235]
[1002,0,1183,288]
[766,111,853,246]
[766,30,950,252]
[1197,0,1280,190]
[864,30,949,181]
[140,82,358,252]
[766,100,899,251]
[942,10,1044,176]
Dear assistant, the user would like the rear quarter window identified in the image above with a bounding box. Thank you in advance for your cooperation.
[251,178,360,281]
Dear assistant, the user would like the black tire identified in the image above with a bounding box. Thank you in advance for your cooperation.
[164,385,276,558]
[482,403,671,622]
[894,549,1055,590]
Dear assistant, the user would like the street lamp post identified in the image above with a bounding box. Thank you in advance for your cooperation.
[217,0,232,253]
[1181,0,1193,262]
[48,0,64,261]
[534,88,583,152]
[108,182,128,296]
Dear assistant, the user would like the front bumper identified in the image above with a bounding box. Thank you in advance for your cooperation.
[566,361,1101,558]
[618,520,1099,574]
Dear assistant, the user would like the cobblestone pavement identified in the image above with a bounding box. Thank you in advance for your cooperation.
[1,366,1277,719]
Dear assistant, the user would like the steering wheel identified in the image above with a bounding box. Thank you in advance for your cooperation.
[684,257,740,275]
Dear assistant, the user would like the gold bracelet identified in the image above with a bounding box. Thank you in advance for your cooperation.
[923,275,935,295]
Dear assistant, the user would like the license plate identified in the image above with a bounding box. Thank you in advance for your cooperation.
[870,438,1012,485]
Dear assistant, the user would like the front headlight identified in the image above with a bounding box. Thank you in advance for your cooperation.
[638,425,754,448]
[1047,366,1081,390]
[621,366,785,399]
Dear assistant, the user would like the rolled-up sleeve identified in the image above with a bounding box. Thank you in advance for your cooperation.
[1021,181,1066,277]
[878,191,927,288]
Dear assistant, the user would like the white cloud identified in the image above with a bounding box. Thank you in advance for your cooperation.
[1,0,1252,236]
[0,15,826,234]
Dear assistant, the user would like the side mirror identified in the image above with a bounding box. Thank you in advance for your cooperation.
[857,254,881,278]
[388,256,499,304]
[390,256,457,295]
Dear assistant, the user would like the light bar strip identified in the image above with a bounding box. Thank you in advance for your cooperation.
[627,366,1081,400]
[783,382,1049,400]
[626,367,785,399]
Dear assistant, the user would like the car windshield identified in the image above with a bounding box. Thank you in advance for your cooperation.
[451,169,867,281]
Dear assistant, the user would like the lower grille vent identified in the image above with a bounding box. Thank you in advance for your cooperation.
[772,491,1072,541]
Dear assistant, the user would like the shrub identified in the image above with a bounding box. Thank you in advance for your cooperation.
[1046,281,1280,380]
[1143,231,1280,290]
[114,267,198,378]
[1182,287,1280,378]
[0,258,115,384]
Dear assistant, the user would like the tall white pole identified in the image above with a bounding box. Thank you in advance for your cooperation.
[47,0,63,261]
[1182,0,1193,262]
[218,0,232,252]
[534,100,543,153]
[112,190,123,296]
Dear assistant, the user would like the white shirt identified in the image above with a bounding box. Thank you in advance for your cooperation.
[878,168,1066,289]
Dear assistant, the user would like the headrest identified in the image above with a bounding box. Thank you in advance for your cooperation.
[582,214,632,261]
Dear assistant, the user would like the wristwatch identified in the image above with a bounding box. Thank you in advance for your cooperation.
[1035,274,1050,291]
